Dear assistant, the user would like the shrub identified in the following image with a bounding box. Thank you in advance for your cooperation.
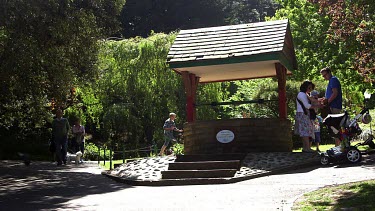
[171,143,184,155]
[84,142,112,161]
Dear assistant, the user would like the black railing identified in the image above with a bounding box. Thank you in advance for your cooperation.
[96,144,156,170]
[195,99,277,107]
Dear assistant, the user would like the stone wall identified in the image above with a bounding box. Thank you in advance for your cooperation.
[183,118,292,155]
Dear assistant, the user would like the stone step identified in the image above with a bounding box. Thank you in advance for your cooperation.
[157,177,236,186]
[175,153,246,162]
[161,169,237,179]
[168,160,241,170]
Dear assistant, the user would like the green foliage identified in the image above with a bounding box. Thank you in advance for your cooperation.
[120,0,228,38]
[306,0,375,83]
[120,0,280,38]
[271,0,371,111]
[0,127,52,160]
[84,142,111,161]
[80,32,225,151]
[171,143,184,155]
[196,82,231,120]
[0,0,126,145]
[224,0,281,24]
[83,33,182,150]
[272,0,336,80]
[225,79,315,120]
[224,78,276,118]
[293,180,375,210]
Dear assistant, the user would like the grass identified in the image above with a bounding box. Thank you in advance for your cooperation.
[293,142,371,153]
[98,152,159,170]
[293,144,335,153]
[99,159,134,170]
[292,141,375,210]
[292,179,375,210]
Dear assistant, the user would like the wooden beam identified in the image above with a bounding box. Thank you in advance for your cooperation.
[275,63,287,119]
[182,71,199,122]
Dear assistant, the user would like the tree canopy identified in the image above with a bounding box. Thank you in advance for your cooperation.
[271,0,372,108]
[0,0,126,131]
[120,0,280,38]
[71,33,226,147]
[307,0,375,83]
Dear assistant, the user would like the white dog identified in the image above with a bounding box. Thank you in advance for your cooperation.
[66,151,83,165]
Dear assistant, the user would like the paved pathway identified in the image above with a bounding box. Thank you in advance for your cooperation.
[0,153,374,211]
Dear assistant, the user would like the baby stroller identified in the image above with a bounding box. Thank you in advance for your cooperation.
[320,107,375,165]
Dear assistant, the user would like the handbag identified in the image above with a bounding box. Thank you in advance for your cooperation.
[297,98,316,120]
[309,108,317,120]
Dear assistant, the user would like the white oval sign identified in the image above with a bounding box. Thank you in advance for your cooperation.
[216,130,235,143]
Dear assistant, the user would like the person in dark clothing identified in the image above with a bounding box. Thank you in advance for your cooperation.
[320,67,342,146]
[52,108,70,165]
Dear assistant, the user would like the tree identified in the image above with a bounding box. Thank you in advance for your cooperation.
[224,0,281,24]
[224,79,305,120]
[120,0,281,38]
[120,0,228,38]
[0,0,126,133]
[83,33,225,151]
[271,0,370,109]
[308,0,375,83]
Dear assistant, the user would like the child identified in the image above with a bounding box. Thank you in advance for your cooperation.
[310,90,322,151]
[312,115,323,151]
[309,90,321,113]
[159,113,183,156]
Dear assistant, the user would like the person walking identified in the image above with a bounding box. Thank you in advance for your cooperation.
[159,113,183,156]
[72,118,85,163]
[320,67,342,146]
[52,108,70,166]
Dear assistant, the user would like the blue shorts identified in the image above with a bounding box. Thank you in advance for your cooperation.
[163,135,176,146]
[313,132,321,143]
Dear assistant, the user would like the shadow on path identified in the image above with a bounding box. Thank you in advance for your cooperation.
[0,161,129,210]
[266,152,375,176]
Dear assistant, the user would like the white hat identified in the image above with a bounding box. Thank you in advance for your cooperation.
[311,90,319,96]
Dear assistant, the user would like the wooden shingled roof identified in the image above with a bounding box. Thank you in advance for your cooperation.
[167,19,297,83]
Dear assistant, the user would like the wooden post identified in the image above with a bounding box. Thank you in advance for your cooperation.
[122,144,125,164]
[98,146,100,165]
[109,143,113,170]
[181,71,199,122]
[275,63,287,119]
[103,147,106,165]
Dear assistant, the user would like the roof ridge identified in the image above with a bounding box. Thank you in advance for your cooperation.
[179,19,288,34]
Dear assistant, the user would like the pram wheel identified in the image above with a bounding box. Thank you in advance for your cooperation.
[320,155,329,165]
[346,148,361,163]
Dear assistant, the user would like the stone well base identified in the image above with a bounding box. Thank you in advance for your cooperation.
[183,118,292,155]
